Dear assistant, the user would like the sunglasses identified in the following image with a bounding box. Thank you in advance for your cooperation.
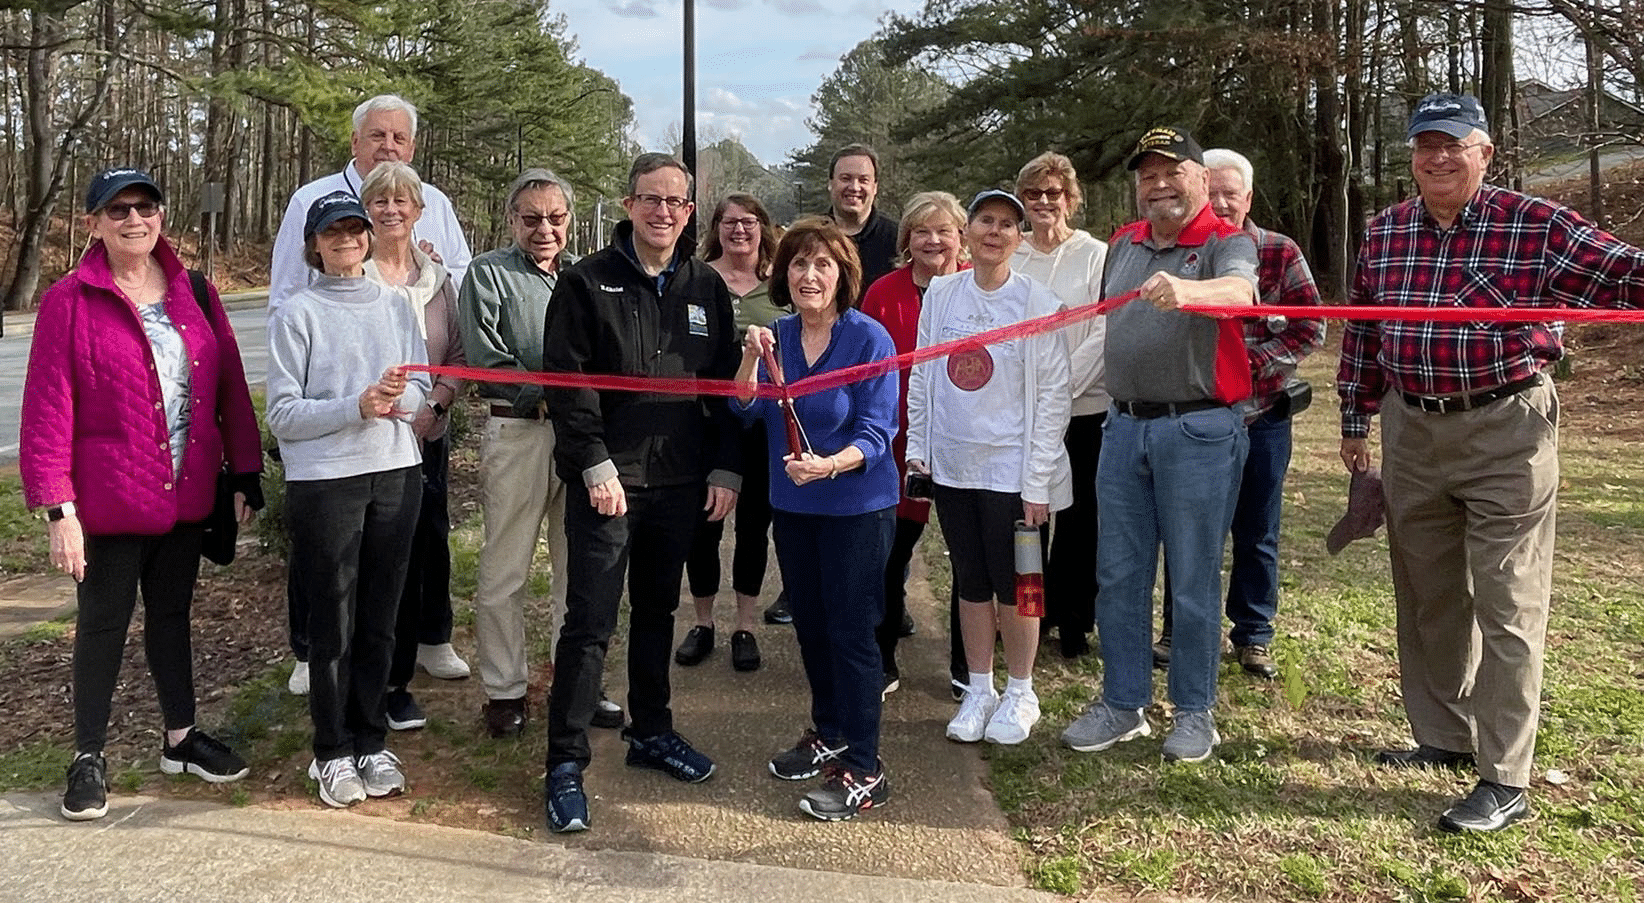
[321,219,370,236]
[1020,188,1065,202]
[102,201,161,221]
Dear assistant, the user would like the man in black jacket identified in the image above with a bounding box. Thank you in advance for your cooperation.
[540,153,741,833]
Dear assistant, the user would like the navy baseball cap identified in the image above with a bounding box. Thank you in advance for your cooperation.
[304,191,372,240]
[967,189,1026,222]
[85,167,164,213]
[1408,93,1488,140]
[1126,126,1205,171]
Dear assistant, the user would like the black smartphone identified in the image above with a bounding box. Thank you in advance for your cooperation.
[905,471,934,500]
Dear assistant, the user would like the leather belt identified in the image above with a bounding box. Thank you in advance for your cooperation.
[1400,373,1542,414]
[489,403,544,421]
[1114,399,1227,419]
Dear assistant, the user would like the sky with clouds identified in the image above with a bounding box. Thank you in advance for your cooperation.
[554,0,927,169]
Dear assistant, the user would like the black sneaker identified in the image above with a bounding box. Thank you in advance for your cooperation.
[545,762,589,833]
[882,668,901,701]
[674,624,714,666]
[591,695,625,730]
[730,630,761,672]
[768,728,846,781]
[1376,744,1476,770]
[799,762,890,821]
[1438,780,1529,833]
[61,752,108,821]
[385,689,428,731]
[622,729,715,783]
[763,592,793,625]
[1152,633,1172,670]
[160,729,249,783]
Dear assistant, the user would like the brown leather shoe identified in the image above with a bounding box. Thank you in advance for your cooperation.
[483,696,527,738]
[1235,644,1279,680]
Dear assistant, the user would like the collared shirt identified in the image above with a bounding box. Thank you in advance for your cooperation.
[1102,204,1260,405]
[1243,218,1326,407]
[456,244,574,415]
[1338,183,1644,437]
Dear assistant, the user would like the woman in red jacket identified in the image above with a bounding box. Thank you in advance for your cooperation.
[20,167,264,821]
[859,191,967,696]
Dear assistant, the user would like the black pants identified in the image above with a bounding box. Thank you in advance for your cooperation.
[874,516,925,675]
[548,480,700,770]
[685,427,772,599]
[286,467,420,761]
[73,526,204,753]
[1045,411,1104,638]
[773,507,893,774]
[390,436,455,688]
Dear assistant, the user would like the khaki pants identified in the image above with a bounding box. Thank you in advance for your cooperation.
[473,415,568,700]
[1381,380,1558,788]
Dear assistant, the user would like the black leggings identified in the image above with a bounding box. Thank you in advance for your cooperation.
[685,427,773,599]
[74,527,204,753]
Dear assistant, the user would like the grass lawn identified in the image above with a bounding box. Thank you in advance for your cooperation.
[930,352,1644,901]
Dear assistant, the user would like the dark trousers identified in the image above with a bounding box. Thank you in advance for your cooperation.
[686,428,772,599]
[73,526,204,753]
[548,481,700,770]
[773,507,894,774]
[390,436,455,688]
[1161,409,1292,646]
[286,467,421,761]
[1045,412,1104,638]
[874,516,925,675]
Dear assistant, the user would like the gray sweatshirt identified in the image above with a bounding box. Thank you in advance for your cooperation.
[266,273,430,481]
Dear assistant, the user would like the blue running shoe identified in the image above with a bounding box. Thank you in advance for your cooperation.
[545,762,589,833]
[622,729,715,783]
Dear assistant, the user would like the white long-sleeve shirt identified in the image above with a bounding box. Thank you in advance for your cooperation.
[268,164,471,314]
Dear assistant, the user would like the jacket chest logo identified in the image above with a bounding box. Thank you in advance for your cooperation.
[598,283,624,294]
[687,304,709,337]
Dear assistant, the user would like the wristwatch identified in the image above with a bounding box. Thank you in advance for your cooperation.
[46,501,77,521]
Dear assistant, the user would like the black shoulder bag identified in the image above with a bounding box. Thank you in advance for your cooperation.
[187,270,239,566]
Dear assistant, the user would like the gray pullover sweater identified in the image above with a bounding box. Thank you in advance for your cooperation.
[266,273,430,481]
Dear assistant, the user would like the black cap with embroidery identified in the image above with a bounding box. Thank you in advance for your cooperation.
[85,167,164,213]
[1407,93,1488,140]
[303,190,373,240]
[1126,126,1205,171]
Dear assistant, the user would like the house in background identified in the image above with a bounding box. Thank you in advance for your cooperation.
[1518,78,1644,158]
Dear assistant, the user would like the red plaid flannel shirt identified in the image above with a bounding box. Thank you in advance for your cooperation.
[1244,220,1325,409]
[1338,184,1644,437]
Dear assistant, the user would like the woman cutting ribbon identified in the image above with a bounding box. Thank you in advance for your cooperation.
[731,216,900,821]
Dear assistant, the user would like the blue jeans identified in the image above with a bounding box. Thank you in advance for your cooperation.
[1160,407,1293,647]
[772,507,894,774]
[1097,406,1247,713]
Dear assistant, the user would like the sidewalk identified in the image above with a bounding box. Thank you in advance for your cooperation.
[0,792,1056,903]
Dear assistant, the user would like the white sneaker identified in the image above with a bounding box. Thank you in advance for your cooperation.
[308,756,365,808]
[287,660,309,696]
[984,688,1041,745]
[945,687,999,743]
[416,643,471,680]
[357,749,407,797]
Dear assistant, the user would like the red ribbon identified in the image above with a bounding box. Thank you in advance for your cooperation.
[407,293,1644,400]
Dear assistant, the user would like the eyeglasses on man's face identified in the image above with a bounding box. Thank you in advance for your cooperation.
[1411,139,1487,159]
[515,212,569,229]
[632,194,691,211]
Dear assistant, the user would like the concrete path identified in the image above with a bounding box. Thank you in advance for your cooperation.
[0,792,1055,903]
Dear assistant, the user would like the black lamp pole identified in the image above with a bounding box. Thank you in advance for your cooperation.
[682,0,697,240]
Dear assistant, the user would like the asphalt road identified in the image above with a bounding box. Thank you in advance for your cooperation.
[0,297,268,466]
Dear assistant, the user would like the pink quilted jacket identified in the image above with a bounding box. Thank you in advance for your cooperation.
[20,237,263,536]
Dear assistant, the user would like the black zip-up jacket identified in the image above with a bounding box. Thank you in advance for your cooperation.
[543,221,742,491]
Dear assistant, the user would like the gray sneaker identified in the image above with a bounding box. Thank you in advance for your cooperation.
[1061,701,1151,752]
[1162,710,1221,764]
[309,756,366,808]
[357,749,407,797]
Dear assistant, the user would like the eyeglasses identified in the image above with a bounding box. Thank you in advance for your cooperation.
[1020,188,1065,202]
[720,217,761,231]
[516,212,569,229]
[321,220,369,236]
[1412,140,1487,159]
[102,201,161,221]
[632,194,691,211]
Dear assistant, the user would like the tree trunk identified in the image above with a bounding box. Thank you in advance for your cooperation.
[2,12,64,313]
[1479,0,1516,184]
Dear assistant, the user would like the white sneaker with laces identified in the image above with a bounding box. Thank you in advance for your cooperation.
[946,687,999,743]
[357,749,407,797]
[984,688,1041,745]
[416,643,471,680]
[308,756,365,808]
[287,660,310,696]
